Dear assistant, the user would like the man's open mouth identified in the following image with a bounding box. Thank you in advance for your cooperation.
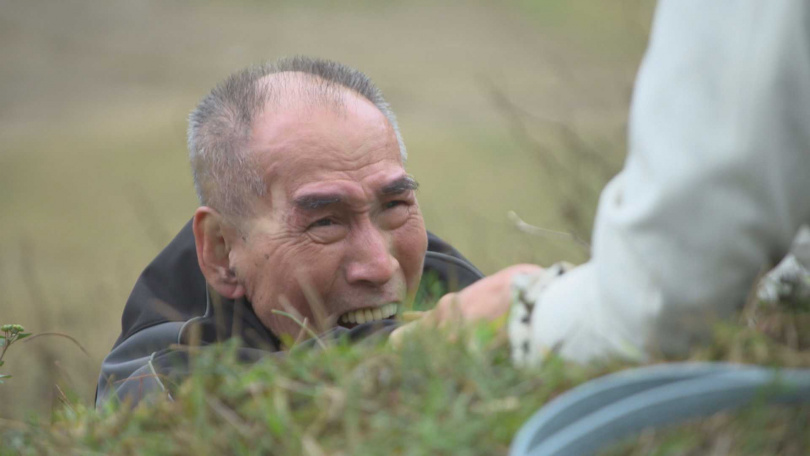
[338,302,399,328]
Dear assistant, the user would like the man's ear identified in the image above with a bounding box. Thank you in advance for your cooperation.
[192,207,246,300]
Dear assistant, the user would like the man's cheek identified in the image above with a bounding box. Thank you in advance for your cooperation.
[251,271,318,335]
[394,220,428,286]
[287,245,343,306]
[242,242,304,306]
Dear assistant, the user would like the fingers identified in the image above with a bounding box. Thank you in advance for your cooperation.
[393,264,546,346]
[434,292,462,323]
[498,263,544,277]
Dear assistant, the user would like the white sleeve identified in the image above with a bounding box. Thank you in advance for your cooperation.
[510,0,810,365]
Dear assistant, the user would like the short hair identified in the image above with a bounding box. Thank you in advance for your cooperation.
[187,56,407,220]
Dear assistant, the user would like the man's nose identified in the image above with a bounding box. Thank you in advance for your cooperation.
[345,223,398,287]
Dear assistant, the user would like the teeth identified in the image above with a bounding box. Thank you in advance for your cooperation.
[340,303,399,325]
[386,303,398,318]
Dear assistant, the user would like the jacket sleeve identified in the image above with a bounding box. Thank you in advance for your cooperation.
[509,0,810,364]
[96,322,185,407]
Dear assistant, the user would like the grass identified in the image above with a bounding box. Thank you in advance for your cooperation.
[604,405,810,456]
[0,319,604,455]
[1,288,809,455]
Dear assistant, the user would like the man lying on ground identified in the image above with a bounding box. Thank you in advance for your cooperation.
[96,57,499,406]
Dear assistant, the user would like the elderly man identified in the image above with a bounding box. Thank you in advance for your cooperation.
[96,57,486,406]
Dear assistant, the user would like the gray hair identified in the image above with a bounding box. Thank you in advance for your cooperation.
[187,56,406,220]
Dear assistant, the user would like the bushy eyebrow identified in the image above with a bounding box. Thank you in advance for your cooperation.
[294,194,342,211]
[293,176,418,211]
[381,176,419,196]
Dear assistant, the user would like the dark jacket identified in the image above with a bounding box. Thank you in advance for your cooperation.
[96,220,483,406]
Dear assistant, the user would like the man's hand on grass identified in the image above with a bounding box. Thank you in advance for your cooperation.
[391,264,543,345]
[432,264,544,324]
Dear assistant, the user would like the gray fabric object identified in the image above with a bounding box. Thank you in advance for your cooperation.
[96,321,183,406]
[758,225,810,303]
[510,363,810,456]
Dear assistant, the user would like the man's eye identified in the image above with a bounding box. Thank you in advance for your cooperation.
[309,218,334,228]
[384,200,406,209]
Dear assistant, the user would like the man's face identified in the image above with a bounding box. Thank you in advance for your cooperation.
[227,93,427,339]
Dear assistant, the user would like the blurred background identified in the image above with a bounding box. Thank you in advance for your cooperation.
[0,0,653,419]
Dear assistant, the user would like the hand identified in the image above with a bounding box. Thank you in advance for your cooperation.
[430,264,543,325]
[390,264,543,346]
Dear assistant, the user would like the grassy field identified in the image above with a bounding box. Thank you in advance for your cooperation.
[2,294,809,455]
[0,0,652,424]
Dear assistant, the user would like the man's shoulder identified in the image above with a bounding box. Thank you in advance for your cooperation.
[116,219,207,346]
[425,231,484,291]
